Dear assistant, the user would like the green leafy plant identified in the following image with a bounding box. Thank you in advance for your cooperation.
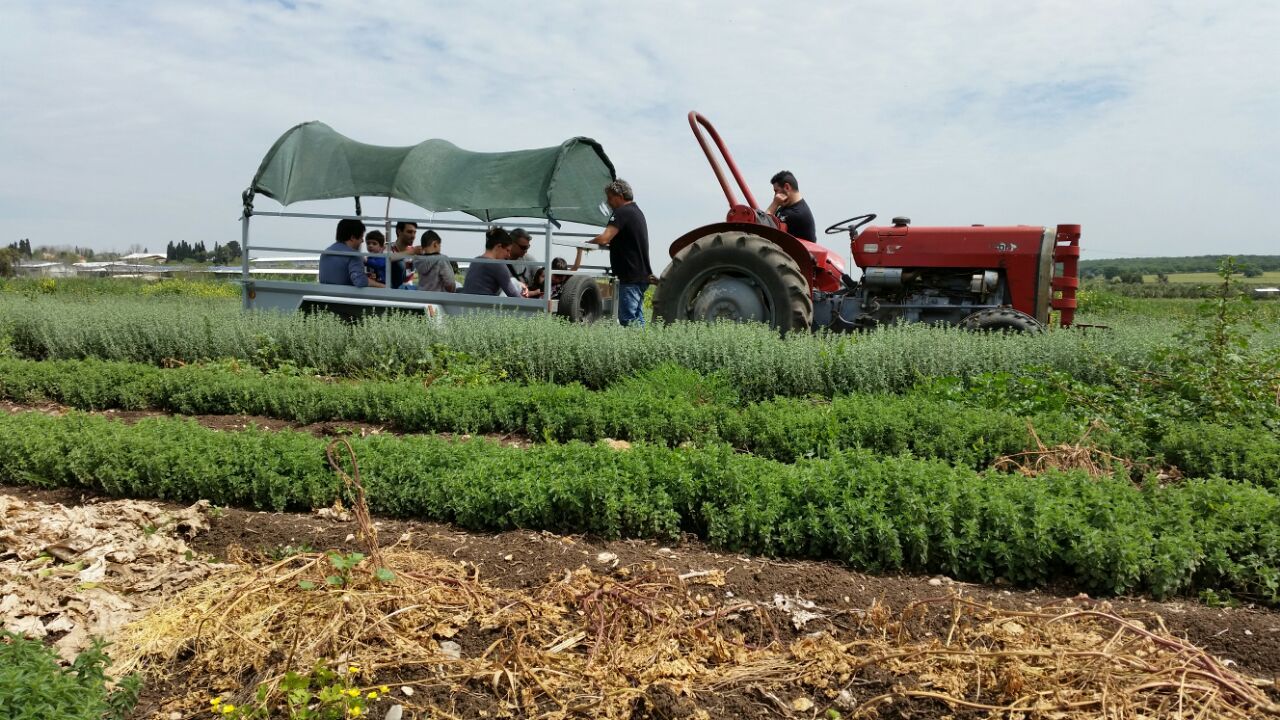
[0,633,141,720]
[324,551,364,587]
[212,663,388,719]
[422,345,504,386]
[1146,258,1280,428]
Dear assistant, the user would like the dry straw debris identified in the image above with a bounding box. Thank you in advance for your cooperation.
[108,441,1279,719]
[995,421,1137,478]
[110,548,1280,719]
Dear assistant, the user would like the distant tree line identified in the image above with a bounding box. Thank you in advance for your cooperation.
[1,240,90,278]
[5,236,245,271]
[7,239,32,258]
[5,240,97,264]
[1085,281,1279,299]
[1080,255,1279,282]
[165,240,241,264]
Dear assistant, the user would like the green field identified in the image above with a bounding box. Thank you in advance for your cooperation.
[1141,270,1280,284]
[0,283,1277,604]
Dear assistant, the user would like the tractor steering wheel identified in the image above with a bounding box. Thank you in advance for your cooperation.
[824,214,877,236]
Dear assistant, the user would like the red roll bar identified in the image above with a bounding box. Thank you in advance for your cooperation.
[688,111,761,211]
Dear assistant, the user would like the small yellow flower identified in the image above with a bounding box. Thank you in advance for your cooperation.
[378,685,389,694]
[346,665,360,674]
[221,704,236,715]
[349,707,363,717]
[346,688,361,697]
[367,691,378,699]
[210,698,222,707]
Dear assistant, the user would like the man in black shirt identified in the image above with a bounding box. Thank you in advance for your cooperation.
[589,179,652,326]
[766,170,816,242]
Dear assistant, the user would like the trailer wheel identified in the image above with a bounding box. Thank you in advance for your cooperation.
[556,275,604,323]
[958,307,1043,334]
[654,232,813,332]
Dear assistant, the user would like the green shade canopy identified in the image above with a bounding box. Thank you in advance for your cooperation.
[248,121,617,226]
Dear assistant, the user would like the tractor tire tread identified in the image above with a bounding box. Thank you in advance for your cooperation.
[654,232,813,332]
[958,307,1044,334]
[556,275,604,323]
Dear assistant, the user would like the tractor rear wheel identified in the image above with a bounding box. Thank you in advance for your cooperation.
[653,232,813,332]
[958,307,1043,334]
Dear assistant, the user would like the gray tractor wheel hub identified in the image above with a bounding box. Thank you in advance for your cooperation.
[690,275,766,322]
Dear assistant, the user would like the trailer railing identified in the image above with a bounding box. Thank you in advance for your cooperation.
[239,209,616,317]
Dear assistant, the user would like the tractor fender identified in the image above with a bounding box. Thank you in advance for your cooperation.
[667,222,816,283]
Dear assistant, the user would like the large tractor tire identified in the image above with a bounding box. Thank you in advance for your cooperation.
[653,232,813,332]
[555,275,604,323]
[958,307,1044,334]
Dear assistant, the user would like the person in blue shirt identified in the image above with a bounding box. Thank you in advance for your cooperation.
[319,218,383,287]
[363,230,388,284]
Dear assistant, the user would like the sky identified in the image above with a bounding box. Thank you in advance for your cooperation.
[1,0,1277,265]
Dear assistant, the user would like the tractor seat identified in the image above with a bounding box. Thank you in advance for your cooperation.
[752,209,781,230]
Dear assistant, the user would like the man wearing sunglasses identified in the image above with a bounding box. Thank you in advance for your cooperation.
[507,227,540,298]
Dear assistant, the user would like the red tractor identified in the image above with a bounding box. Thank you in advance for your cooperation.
[653,112,1080,332]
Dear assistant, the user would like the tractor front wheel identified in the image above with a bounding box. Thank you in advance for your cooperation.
[653,232,813,332]
[958,307,1044,334]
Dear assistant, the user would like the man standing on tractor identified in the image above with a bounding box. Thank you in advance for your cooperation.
[589,179,652,327]
[766,170,816,242]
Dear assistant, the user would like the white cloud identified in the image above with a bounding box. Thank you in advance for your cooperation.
[0,0,1276,262]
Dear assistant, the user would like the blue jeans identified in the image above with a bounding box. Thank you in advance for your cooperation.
[618,282,649,327]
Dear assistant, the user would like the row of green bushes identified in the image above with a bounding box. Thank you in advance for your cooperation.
[0,358,1075,469]
[2,410,1277,603]
[0,294,1172,397]
[0,276,240,298]
[5,358,1276,484]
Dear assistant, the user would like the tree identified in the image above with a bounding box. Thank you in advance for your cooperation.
[1241,265,1264,278]
[0,247,18,278]
[207,241,243,265]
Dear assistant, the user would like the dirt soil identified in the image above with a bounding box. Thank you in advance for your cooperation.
[6,483,1279,720]
[1,400,534,448]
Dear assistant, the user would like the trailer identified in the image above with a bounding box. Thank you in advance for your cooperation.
[239,121,618,322]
